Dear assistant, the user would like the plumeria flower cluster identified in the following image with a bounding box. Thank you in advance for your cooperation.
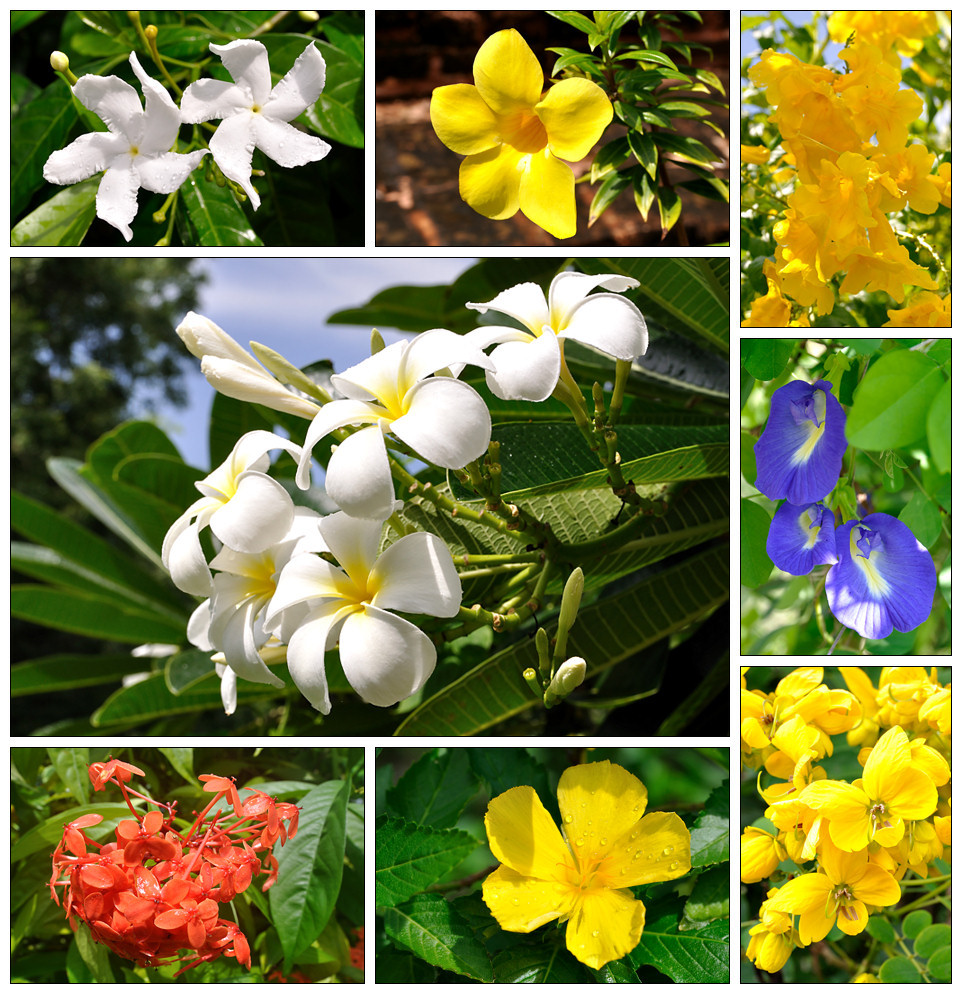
[483,760,690,969]
[43,39,330,241]
[741,666,951,975]
[50,759,298,975]
[754,377,936,641]
[165,272,648,716]
[743,13,950,326]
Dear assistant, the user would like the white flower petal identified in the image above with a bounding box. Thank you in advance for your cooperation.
[219,665,238,715]
[250,115,331,168]
[96,163,141,241]
[331,341,408,403]
[166,520,213,595]
[136,149,207,194]
[208,113,259,207]
[466,282,551,336]
[338,605,436,707]
[296,399,383,490]
[72,73,143,135]
[463,325,534,350]
[325,425,397,519]
[128,53,181,152]
[264,42,327,120]
[210,39,273,105]
[180,78,250,123]
[267,553,346,625]
[547,271,639,327]
[286,604,353,712]
[371,532,462,617]
[177,311,264,370]
[485,330,561,401]
[559,293,648,361]
[392,377,491,468]
[208,470,294,553]
[187,599,213,651]
[398,328,495,388]
[218,598,285,688]
[318,509,384,580]
[43,132,127,185]
[200,355,320,420]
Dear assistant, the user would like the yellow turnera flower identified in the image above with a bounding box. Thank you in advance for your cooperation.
[430,29,613,239]
[765,840,901,943]
[481,760,690,969]
[800,725,939,851]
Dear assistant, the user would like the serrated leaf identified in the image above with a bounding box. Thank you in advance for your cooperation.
[375,816,480,907]
[385,893,493,981]
[11,177,99,246]
[688,783,729,867]
[631,915,728,983]
[493,941,587,982]
[386,749,479,828]
[682,863,729,923]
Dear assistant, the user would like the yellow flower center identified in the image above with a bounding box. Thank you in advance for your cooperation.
[500,108,548,154]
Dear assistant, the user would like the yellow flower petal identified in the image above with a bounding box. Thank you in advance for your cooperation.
[473,29,544,116]
[742,144,771,165]
[862,725,910,798]
[851,864,902,907]
[882,766,938,822]
[484,784,572,879]
[835,899,868,936]
[481,864,571,932]
[766,872,832,916]
[535,77,613,162]
[430,83,500,155]
[459,144,523,220]
[606,811,691,886]
[519,149,576,239]
[565,887,646,969]
[557,760,647,845]
[798,903,837,944]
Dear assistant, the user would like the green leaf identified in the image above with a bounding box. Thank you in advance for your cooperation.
[73,923,116,984]
[741,499,773,587]
[375,816,480,907]
[913,923,950,959]
[866,915,896,943]
[740,431,758,484]
[12,10,46,30]
[180,171,263,246]
[386,750,479,828]
[547,10,599,34]
[838,338,881,355]
[631,915,728,983]
[901,909,933,939]
[675,176,730,204]
[847,350,945,449]
[492,941,586,982]
[657,99,710,118]
[898,492,942,549]
[627,130,658,179]
[589,169,632,226]
[468,749,552,810]
[656,186,682,236]
[742,340,795,381]
[632,168,656,220]
[11,652,149,697]
[617,49,678,70]
[271,779,349,970]
[688,781,729,867]
[395,543,728,736]
[165,649,218,695]
[878,955,922,983]
[591,136,631,183]
[157,747,194,785]
[590,957,640,982]
[928,945,951,981]
[694,68,726,93]
[383,893,493,982]
[651,132,720,166]
[307,39,364,147]
[682,864,728,923]
[11,802,135,862]
[12,82,77,218]
[927,378,951,474]
[11,177,99,246]
[48,747,91,805]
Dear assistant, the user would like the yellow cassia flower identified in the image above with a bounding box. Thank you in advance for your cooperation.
[765,840,901,943]
[481,760,690,969]
[430,29,613,239]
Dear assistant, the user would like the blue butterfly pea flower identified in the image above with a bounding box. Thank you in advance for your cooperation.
[754,379,847,504]
[766,501,838,576]
[826,513,936,640]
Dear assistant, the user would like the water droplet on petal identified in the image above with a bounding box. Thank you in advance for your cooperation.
[512,898,519,906]
[662,847,673,856]
[564,815,573,824]
[670,861,679,870]
[591,930,600,938]
[600,837,607,845]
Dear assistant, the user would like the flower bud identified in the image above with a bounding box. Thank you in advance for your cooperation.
[371,328,386,355]
[298,10,320,21]
[144,24,158,40]
[522,667,542,697]
[547,656,586,698]
[554,567,584,659]
[50,51,70,72]
[535,627,551,679]
[200,356,321,420]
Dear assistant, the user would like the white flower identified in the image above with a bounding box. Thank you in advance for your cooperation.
[42,53,207,241]
[265,511,462,713]
[162,430,303,595]
[180,39,331,210]
[465,272,649,402]
[177,311,321,420]
[296,329,494,520]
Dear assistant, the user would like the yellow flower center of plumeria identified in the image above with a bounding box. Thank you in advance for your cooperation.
[500,108,548,154]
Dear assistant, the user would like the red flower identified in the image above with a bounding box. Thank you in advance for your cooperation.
[88,758,145,791]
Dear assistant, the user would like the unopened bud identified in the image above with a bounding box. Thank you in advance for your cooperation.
[371,328,386,355]
[522,667,542,697]
[144,24,158,40]
[555,567,584,659]
[548,656,587,698]
[298,10,320,21]
[50,51,70,72]
[251,340,331,404]
[535,627,551,679]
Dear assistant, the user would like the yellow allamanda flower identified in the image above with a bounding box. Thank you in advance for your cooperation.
[430,29,613,239]
[800,725,939,852]
[482,760,690,969]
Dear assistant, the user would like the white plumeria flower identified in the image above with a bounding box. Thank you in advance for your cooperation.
[180,39,331,210]
[43,53,207,241]
[296,329,494,520]
[265,511,462,713]
[177,311,321,420]
[464,272,649,402]
[186,508,327,710]
[162,430,303,595]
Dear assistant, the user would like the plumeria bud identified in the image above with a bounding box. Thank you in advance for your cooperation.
[535,627,551,679]
[371,328,386,355]
[250,340,331,404]
[546,656,587,703]
[555,567,584,660]
[522,667,542,697]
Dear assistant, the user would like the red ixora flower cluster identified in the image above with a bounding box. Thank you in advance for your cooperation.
[50,758,299,975]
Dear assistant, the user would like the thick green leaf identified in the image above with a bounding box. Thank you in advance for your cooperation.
[689,781,729,867]
[271,779,349,970]
[375,816,479,907]
[589,169,632,226]
[631,916,728,983]
[898,492,942,548]
[878,956,921,983]
[928,945,951,981]
[546,10,599,34]
[12,82,77,218]
[591,136,632,183]
[742,339,795,381]
[308,39,364,147]
[676,175,730,204]
[180,171,263,246]
[11,177,99,246]
[48,747,91,805]
[633,168,656,220]
[866,916,896,943]
[157,747,194,784]
[492,942,586,982]
[741,499,773,587]
[165,649,218,695]
[651,131,720,166]
[618,49,678,70]
[386,749,479,829]
[395,543,728,735]
[682,864,729,924]
[11,803,135,862]
[914,923,950,959]
[384,893,493,982]
[72,923,116,984]
[11,652,148,697]
[590,957,640,982]
[657,186,682,236]
[847,350,944,449]
[927,378,951,474]
[11,584,185,643]
[627,129,658,180]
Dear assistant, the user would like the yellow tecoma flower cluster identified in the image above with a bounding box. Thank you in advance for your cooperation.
[745,22,950,324]
[741,667,951,975]
[482,760,690,969]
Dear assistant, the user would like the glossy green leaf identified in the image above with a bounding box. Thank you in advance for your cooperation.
[11,177,99,246]
[492,942,586,983]
[651,131,719,166]
[847,350,944,449]
[742,339,795,381]
[395,543,728,735]
[546,10,599,34]
[898,491,942,548]
[617,49,678,70]
[627,130,658,180]
[386,749,479,829]
[927,378,951,474]
[72,923,116,984]
[48,747,91,805]
[914,923,950,959]
[676,175,730,204]
[632,168,656,220]
[741,499,773,587]
[682,864,728,923]
[165,649,218,695]
[180,171,263,246]
[307,39,364,147]
[878,956,921,983]
[591,136,631,183]
[271,779,349,970]
[657,186,682,236]
[384,893,493,982]
[694,67,726,93]
[901,909,933,939]
[589,169,632,226]
[689,781,729,866]
[375,816,479,907]
[157,747,194,785]
[631,914,728,983]
[12,82,77,218]
[11,652,149,697]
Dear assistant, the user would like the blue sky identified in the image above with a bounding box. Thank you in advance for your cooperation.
[152,258,477,468]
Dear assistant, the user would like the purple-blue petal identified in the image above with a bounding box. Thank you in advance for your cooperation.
[825,513,936,639]
[754,379,847,504]
[766,501,838,575]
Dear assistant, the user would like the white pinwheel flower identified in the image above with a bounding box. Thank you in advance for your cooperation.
[464,272,649,402]
[177,311,321,420]
[42,53,207,241]
[265,511,462,713]
[296,329,494,520]
[180,39,331,210]
[162,430,303,596]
